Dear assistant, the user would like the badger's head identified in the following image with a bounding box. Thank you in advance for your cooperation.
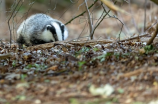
[40,21,68,42]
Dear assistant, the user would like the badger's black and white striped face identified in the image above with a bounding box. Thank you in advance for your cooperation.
[16,13,68,47]
[44,21,68,42]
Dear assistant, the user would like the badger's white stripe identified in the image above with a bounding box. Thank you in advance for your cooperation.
[64,28,68,40]
[51,22,63,41]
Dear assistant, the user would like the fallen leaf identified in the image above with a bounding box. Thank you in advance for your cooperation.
[5,73,20,80]
[89,84,114,97]
[139,48,145,54]
[46,65,58,71]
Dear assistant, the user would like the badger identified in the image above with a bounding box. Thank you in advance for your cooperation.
[17,13,68,48]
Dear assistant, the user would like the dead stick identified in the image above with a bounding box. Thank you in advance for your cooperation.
[26,33,150,50]
[68,39,113,45]
[118,67,158,78]
[84,0,93,40]
[26,41,73,50]
[147,22,158,45]
[119,33,149,42]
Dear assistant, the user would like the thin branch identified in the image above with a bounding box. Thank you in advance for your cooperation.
[129,0,139,33]
[65,0,98,25]
[8,0,22,47]
[112,16,124,41]
[69,0,78,4]
[77,21,88,40]
[102,1,124,41]
[147,22,158,45]
[17,0,36,26]
[95,3,106,26]
[59,3,74,21]
[84,0,93,39]
[12,1,24,40]
[144,0,147,32]
[91,7,111,38]
[120,33,149,42]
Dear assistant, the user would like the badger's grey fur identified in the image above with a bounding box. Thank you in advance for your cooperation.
[17,13,68,47]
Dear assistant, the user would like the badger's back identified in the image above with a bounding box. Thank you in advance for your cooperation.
[17,14,54,37]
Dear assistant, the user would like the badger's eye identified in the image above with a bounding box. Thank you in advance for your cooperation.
[46,25,51,30]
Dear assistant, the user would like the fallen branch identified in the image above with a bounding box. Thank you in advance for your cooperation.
[26,33,151,50]
[0,53,12,59]
[26,41,73,50]
[119,33,149,42]
[68,39,113,46]
[117,67,158,78]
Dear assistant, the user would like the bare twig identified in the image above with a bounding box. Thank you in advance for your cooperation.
[144,0,147,32]
[147,22,158,45]
[84,0,93,40]
[65,0,98,25]
[129,0,139,33]
[113,16,124,41]
[100,1,124,41]
[77,21,88,40]
[17,0,36,25]
[120,33,149,42]
[8,0,22,47]
[12,1,24,41]
[91,5,111,38]
[69,0,78,3]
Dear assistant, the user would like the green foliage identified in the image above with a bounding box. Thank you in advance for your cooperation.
[12,95,26,101]
[93,47,99,52]
[93,52,112,62]
[144,45,155,54]
[20,74,27,81]
[122,52,130,57]
[44,79,50,83]
[25,64,47,70]
[78,61,86,70]
[69,98,80,104]
[114,53,120,59]
[75,47,90,57]
[12,60,16,67]
[117,88,124,94]
[114,52,131,59]
[79,47,90,53]
[133,102,143,104]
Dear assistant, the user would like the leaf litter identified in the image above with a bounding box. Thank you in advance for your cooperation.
[0,34,158,104]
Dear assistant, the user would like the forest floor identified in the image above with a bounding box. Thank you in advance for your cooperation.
[0,2,158,104]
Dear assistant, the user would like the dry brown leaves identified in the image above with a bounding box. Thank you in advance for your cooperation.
[0,34,158,104]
